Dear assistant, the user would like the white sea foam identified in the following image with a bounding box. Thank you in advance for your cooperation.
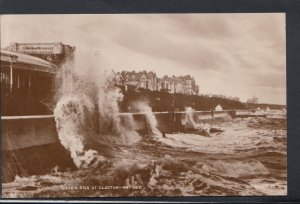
[54,94,105,168]
[249,179,287,195]
[203,160,269,178]
[157,120,275,154]
[135,102,162,137]
[182,107,210,132]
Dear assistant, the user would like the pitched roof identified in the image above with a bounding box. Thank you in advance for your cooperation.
[146,71,155,78]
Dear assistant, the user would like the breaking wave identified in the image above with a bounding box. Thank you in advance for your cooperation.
[53,63,163,169]
[182,107,210,132]
[54,94,105,168]
[135,102,162,137]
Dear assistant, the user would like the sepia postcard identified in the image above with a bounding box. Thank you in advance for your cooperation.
[0,13,286,198]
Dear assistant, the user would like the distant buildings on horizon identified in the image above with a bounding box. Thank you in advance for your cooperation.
[247,97,259,104]
[208,94,240,102]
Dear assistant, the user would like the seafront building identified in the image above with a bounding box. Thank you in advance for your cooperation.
[115,71,158,91]
[115,71,199,95]
[1,42,74,115]
[6,42,75,67]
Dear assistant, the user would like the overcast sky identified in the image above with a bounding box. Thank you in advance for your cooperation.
[0,14,286,104]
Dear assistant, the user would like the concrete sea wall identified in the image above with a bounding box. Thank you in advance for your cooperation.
[2,116,59,151]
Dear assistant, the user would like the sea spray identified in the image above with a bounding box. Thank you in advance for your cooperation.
[96,71,141,145]
[183,107,210,132]
[135,102,162,137]
[53,61,77,103]
[54,94,105,168]
[98,85,124,134]
[183,107,198,129]
[118,114,141,144]
[53,59,105,168]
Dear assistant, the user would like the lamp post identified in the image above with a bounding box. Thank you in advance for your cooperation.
[9,57,13,93]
